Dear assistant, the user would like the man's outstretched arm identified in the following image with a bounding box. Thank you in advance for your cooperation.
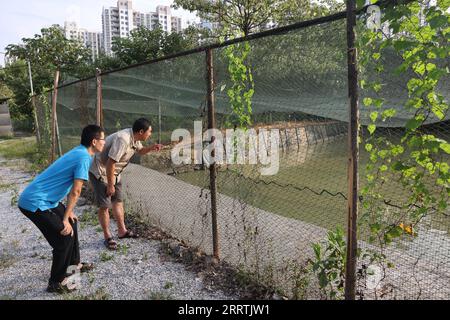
[137,143,163,155]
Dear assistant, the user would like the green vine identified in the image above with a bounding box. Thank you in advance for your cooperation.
[358,0,450,248]
[222,37,255,129]
[311,0,449,299]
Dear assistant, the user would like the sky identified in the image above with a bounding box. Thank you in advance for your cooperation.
[0,0,199,67]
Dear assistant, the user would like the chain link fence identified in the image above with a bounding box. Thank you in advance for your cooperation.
[33,2,449,300]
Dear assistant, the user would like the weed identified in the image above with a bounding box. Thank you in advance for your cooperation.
[99,251,114,262]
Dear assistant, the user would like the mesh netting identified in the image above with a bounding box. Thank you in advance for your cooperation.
[35,5,450,300]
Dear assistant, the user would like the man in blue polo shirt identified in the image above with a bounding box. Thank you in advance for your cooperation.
[18,124,105,293]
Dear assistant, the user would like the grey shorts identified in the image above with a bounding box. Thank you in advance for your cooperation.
[88,172,123,209]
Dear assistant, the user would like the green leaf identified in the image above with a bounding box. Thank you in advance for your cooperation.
[363,97,373,107]
[381,109,397,120]
[372,52,381,60]
[437,0,450,11]
[428,14,448,29]
[370,223,381,233]
[413,62,426,76]
[392,161,407,171]
[356,0,366,9]
[370,111,379,122]
[319,272,328,288]
[393,40,416,52]
[368,124,376,135]
[440,143,450,154]
[405,118,423,131]
[431,105,446,120]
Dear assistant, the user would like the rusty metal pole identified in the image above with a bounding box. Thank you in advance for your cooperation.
[55,106,62,157]
[27,61,41,145]
[96,68,103,127]
[51,70,60,163]
[158,99,162,144]
[345,0,359,300]
[31,96,41,145]
[206,48,219,260]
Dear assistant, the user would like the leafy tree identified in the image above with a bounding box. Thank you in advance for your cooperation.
[3,25,91,130]
[6,25,91,82]
[275,0,345,25]
[173,0,344,37]
[111,25,206,66]
[173,0,286,36]
[0,61,36,130]
[112,26,166,65]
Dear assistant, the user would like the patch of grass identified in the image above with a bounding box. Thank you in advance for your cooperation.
[99,251,114,262]
[145,290,173,300]
[95,226,103,233]
[0,137,49,172]
[79,209,99,229]
[10,187,19,207]
[9,239,20,250]
[64,287,110,300]
[117,244,129,255]
[0,253,16,269]
[0,137,36,160]
[87,273,95,285]
[164,281,174,290]
[0,182,15,192]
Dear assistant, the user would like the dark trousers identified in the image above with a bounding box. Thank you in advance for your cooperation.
[19,202,80,284]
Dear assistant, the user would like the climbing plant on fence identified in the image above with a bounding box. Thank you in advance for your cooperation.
[310,0,450,299]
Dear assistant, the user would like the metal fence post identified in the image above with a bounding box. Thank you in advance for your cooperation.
[206,48,220,260]
[31,95,41,145]
[345,0,359,300]
[51,70,60,163]
[96,68,103,127]
[158,99,162,144]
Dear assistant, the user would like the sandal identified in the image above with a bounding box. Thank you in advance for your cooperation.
[118,230,139,239]
[104,237,118,250]
[47,280,77,294]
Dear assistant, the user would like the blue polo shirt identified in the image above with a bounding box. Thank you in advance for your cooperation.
[18,145,93,212]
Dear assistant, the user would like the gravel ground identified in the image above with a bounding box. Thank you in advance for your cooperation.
[0,158,236,300]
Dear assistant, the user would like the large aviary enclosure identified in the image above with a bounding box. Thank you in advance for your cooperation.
[33,1,449,299]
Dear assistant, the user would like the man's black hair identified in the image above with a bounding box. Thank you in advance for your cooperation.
[132,118,151,133]
[81,125,104,147]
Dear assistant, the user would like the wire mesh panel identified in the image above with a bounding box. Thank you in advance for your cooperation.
[101,53,217,254]
[36,2,449,300]
[194,19,350,297]
[34,93,53,156]
[355,7,450,300]
[57,79,97,153]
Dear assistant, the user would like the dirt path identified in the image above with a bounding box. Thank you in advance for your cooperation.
[0,157,236,300]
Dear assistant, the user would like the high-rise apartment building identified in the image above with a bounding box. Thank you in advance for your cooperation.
[64,21,103,61]
[102,1,184,55]
[102,1,135,55]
